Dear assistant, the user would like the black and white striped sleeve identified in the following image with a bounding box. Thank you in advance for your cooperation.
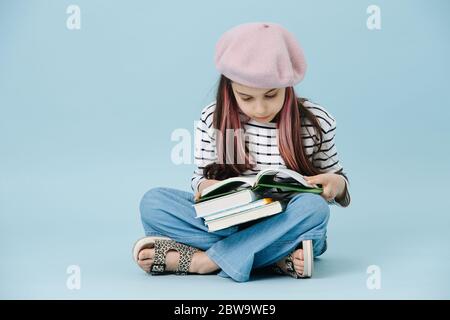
[312,111,351,208]
[191,103,217,193]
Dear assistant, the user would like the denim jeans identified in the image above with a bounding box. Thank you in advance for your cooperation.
[139,187,330,282]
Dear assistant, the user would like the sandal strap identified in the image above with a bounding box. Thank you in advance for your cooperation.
[150,239,199,275]
[174,242,199,275]
[270,250,305,279]
[269,254,299,278]
[284,253,300,278]
[270,240,314,279]
[150,239,178,274]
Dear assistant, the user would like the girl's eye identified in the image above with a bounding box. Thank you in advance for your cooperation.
[242,95,276,101]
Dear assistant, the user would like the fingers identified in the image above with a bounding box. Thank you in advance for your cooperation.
[321,191,334,202]
[314,180,335,201]
[327,190,335,200]
[306,174,344,202]
[304,174,323,186]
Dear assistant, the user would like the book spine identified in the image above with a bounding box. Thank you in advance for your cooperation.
[203,198,273,221]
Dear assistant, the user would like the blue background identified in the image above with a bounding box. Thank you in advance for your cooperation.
[1,0,449,299]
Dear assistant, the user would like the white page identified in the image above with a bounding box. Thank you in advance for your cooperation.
[201,176,256,197]
[255,167,318,188]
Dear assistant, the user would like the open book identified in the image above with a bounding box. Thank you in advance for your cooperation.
[196,167,323,204]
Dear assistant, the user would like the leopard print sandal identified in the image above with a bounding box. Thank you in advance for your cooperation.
[150,239,199,275]
[271,240,314,279]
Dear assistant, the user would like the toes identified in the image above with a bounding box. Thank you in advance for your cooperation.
[293,260,304,268]
[140,259,153,267]
[274,248,307,277]
[138,248,154,260]
[293,249,304,261]
[293,260,304,274]
[137,259,153,272]
[295,266,304,275]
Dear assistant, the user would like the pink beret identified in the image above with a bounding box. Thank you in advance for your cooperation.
[214,22,307,88]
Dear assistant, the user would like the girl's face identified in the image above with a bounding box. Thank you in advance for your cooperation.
[231,81,286,123]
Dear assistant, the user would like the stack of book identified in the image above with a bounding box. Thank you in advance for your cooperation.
[193,167,323,232]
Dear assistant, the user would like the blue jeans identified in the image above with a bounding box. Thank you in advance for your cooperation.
[139,187,330,282]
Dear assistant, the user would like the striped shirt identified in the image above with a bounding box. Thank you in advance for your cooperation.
[191,100,351,208]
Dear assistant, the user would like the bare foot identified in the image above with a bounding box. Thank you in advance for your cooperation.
[137,247,220,274]
[275,248,305,277]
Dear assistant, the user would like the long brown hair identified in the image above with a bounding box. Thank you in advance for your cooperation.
[203,75,326,180]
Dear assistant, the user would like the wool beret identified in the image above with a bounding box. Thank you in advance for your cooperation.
[214,22,307,88]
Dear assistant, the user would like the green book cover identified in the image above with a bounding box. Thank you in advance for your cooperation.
[195,168,323,204]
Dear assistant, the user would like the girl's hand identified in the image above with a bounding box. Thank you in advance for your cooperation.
[194,192,202,202]
[303,173,346,202]
[194,179,221,202]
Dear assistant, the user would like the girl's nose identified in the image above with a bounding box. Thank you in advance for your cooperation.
[255,102,267,115]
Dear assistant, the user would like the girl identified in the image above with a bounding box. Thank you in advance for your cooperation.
[132,22,351,282]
